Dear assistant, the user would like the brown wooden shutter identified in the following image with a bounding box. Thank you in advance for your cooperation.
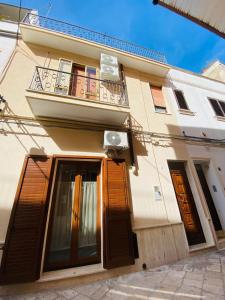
[0,156,53,284]
[103,159,134,269]
[150,85,166,108]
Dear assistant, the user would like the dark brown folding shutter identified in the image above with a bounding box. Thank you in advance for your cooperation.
[103,159,134,269]
[0,156,53,284]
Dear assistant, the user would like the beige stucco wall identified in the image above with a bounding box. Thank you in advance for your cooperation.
[0,40,216,277]
[203,62,225,84]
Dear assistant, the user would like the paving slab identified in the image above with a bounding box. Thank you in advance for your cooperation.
[2,250,225,299]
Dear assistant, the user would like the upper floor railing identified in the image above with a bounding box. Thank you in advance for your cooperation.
[30,66,128,107]
[22,13,167,64]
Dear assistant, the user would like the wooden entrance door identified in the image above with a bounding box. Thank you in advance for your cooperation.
[69,64,86,98]
[168,161,206,246]
[44,160,101,271]
[195,164,222,231]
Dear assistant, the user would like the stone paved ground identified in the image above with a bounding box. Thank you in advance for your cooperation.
[2,249,225,299]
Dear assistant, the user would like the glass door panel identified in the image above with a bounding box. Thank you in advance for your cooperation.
[46,162,77,268]
[78,172,98,259]
[85,66,98,101]
[45,160,101,271]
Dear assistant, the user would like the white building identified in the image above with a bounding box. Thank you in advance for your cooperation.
[0,3,35,78]
[168,67,225,248]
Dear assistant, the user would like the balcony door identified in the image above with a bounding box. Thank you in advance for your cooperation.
[69,64,98,100]
[44,160,101,271]
[70,64,86,98]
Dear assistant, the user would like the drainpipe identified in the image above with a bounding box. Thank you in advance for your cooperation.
[127,118,135,167]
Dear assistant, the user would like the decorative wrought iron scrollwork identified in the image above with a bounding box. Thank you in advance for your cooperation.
[29,67,129,107]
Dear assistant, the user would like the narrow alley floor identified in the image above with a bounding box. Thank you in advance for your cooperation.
[2,249,225,300]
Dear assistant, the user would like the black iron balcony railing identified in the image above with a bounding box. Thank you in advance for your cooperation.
[30,66,128,107]
[22,13,167,64]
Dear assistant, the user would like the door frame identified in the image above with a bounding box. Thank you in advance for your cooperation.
[168,160,206,246]
[194,162,222,232]
[67,62,99,99]
[192,158,225,237]
[40,156,104,275]
[181,158,217,249]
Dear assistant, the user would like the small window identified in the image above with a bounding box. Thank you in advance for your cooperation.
[174,90,189,110]
[150,85,167,113]
[154,106,167,113]
[209,98,224,117]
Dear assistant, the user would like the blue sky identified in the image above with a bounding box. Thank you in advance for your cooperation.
[3,0,225,73]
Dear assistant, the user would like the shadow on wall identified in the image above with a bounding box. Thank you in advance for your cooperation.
[0,103,48,155]
[0,102,106,155]
[0,195,186,268]
[166,124,225,147]
[42,125,104,153]
[132,135,148,157]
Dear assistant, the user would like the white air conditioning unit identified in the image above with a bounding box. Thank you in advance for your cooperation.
[104,131,129,150]
[28,11,39,25]
[101,53,118,66]
[100,64,120,82]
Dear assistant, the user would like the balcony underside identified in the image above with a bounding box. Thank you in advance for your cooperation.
[26,91,129,125]
[20,24,170,78]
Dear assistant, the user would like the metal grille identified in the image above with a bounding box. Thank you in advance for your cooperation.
[22,13,167,64]
[30,66,128,107]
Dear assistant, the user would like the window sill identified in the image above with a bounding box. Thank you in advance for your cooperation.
[178,109,195,116]
[189,243,215,253]
[216,116,225,122]
[39,263,105,283]
[154,111,172,115]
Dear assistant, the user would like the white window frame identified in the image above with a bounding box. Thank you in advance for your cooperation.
[208,97,225,117]
[173,89,190,111]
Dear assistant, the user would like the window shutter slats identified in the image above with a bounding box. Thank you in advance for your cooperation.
[150,85,166,108]
[103,159,134,269]
[0,156,53,284]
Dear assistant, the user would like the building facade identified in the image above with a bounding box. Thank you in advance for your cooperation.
[0,12,225,291]
[0,3,35,79]
[168,68,225,248]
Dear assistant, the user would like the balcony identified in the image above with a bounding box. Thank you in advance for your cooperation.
[20,14,170,77]
[26,67,129,125]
